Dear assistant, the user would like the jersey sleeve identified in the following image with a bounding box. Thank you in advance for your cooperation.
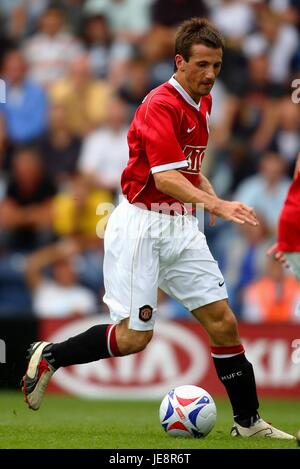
[140,98,188,174]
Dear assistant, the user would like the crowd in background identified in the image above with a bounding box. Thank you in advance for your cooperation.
[0,0,299,322]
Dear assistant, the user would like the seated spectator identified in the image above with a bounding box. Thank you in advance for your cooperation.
[78,95,129,194]
[0,49,48,147]
[26,240,97,318]
[0,146,57,251]
[23,3,83,88]
[49,55,112,136]
[52,172,113,242]
[242,257,300,322]
[234,152,291,233]
[38,104,82,184]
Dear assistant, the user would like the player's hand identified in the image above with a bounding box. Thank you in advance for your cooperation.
[267,243,289,266]
[213,200,259,226]
[209,212,216,227]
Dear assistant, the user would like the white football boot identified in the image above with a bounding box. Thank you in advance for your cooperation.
[21,341,55,410]
[231,418,295,439]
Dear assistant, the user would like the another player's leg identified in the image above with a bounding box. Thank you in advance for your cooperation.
[192,300,295,439]
[284,252,300,281]
[22,319,153,410]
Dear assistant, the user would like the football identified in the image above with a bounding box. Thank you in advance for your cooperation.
[159,385,217,438]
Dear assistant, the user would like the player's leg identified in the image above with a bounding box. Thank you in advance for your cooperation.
[159,224,294,439]
[22,319,153,410]
[22,200,158,410]
[192,299,294,439]
[284,252,300,281]
[191,300,259,428]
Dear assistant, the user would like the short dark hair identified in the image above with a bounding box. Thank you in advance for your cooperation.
[174,18,224,69]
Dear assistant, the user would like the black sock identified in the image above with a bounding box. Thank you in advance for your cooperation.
[213,352,260,427]
[43,324,121,369]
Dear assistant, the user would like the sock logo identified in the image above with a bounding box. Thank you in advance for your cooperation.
[221,371,243,381]
[139,305,153,322]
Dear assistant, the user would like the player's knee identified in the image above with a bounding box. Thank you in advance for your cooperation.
[209,307,240,346]
[116,325,153,355]
[131,330,153,353]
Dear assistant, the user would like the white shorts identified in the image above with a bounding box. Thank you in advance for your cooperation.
[285,253,300,281]
[103,199,228,330]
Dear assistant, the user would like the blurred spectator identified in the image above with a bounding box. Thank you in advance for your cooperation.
[0,50,48,148]
[81,11,132,85]
[84,0,151,43]
[118,56,151,118]
[151,0,207,28]
[0,146,57,251]
[49,54,112,136]
[26,240,97,317]
[225,215,272,315]
[38,104,82,184]
[23,3,83,87]
[270,97,300,174]
[234,152,291,233]
[52,172,110,295]
[242,257,300,323]
[214,53,285,176]
[52,172,113,241]
[0,0,49,40]
[243,5,299,85]
[81,13,113,79]
[210,0,255,41]
[78,96,129,194]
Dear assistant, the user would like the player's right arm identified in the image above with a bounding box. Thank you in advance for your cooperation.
[140,96,257,225]
[153,169,258,226]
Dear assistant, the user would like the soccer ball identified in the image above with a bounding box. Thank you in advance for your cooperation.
[159,385,217,438]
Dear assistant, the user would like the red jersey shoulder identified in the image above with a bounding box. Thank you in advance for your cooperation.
[140,83,181,117]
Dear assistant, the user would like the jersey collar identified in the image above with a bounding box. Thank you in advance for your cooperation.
[168,76,201,111]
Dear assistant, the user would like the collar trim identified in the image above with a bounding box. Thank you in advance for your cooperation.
[168,76,201,111]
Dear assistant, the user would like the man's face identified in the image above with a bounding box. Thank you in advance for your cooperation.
[175,44,223,99]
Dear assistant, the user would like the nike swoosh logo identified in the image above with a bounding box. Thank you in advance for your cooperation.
[187,125,196,133]
[219,281,225,287]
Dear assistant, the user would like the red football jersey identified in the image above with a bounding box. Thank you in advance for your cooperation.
[278,172,300,252]
[121,76,212,210]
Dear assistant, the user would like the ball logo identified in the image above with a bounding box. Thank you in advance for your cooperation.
[47,317,208,399]
[175,406,186,421]
[139,305,153,322]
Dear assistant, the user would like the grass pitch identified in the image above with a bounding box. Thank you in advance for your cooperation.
[0,391,299,449]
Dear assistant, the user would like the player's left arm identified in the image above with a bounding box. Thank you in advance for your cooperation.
[198,174,218,226]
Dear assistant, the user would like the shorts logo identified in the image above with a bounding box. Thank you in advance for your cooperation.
[139,305,153,322]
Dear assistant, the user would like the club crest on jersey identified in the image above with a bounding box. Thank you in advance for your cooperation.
[181,145,206,174]
[139,305,153,322]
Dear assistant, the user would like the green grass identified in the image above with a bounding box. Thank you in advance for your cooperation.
[0,391,299,449]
